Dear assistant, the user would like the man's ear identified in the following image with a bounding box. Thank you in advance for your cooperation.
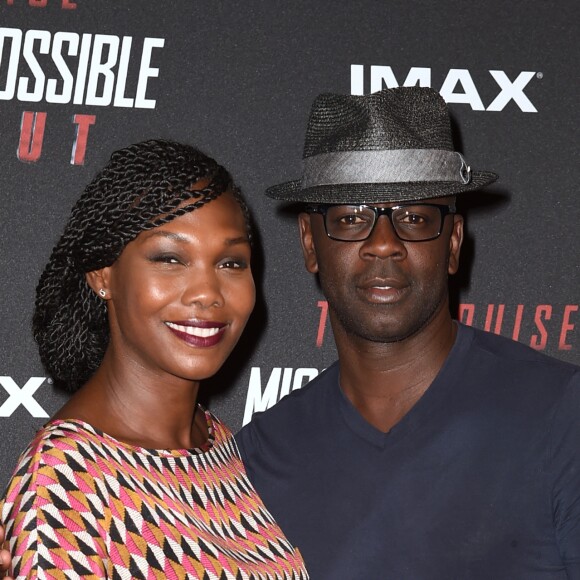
[85,267,112,300]
[448,215,464,275]
[298,213,319,274]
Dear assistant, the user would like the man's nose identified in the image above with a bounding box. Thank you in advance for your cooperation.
[359,214,407,260]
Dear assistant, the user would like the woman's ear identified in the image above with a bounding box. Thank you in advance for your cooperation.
[86,267,112,300]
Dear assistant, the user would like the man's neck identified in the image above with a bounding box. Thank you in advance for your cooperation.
[334,313,458,433]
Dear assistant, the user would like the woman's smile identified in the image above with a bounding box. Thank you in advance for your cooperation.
[165,320,228,347]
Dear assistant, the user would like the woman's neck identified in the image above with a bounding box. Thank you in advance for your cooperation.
[53,352,207,450]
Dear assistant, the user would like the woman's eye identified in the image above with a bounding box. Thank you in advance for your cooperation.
[220,259,248,270]
[149,254,183,265]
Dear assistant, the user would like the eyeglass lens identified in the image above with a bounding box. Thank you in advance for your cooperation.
[324,205,447,242]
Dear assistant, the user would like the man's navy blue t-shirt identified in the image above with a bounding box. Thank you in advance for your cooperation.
[236,324,580,579]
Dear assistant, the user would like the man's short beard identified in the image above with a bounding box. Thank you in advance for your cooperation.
[329,294,446,345]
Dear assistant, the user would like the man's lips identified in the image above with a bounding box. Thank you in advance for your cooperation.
[164,320,227,346]
[358,277,407,290]
[357,277,409,303]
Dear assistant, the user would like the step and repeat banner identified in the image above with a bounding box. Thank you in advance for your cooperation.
[0,1,578,488]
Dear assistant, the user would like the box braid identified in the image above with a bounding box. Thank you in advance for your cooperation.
[33,139,252,392]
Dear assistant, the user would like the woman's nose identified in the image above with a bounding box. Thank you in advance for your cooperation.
[181,269,224,308]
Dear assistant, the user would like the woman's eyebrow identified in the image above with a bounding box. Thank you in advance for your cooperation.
[144,230,190,242]
[144,231,249,246]
[225,236,251,247]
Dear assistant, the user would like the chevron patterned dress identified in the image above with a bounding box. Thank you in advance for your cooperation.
[1,413,308,579]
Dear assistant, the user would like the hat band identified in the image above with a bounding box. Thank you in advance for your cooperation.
[301,149,471,188]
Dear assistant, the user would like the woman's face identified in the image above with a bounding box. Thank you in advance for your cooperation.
[91,191,255,383]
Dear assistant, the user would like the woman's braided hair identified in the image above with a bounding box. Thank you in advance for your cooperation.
[33,139,252,392]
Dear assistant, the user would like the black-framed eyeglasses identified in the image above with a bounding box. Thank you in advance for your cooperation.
[307,203,457,242]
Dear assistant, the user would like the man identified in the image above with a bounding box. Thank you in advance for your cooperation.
[236,87,580,578]
[1,88,579,579]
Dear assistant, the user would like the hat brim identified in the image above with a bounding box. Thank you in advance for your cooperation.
[266,171,498,204]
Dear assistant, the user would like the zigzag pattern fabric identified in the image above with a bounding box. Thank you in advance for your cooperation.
[1,413,308,579]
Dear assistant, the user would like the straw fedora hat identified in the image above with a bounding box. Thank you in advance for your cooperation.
[266,87,497,203]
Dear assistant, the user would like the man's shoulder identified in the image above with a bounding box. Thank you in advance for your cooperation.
[458,324,580,396]
[465,323,579,373]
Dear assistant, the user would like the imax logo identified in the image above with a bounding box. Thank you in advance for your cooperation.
[0,376,49,418]
[351,65,538,112]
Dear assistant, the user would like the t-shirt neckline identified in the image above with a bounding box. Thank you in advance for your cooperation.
[334,323,475,448]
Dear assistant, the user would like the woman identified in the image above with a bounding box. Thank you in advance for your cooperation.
[0,140,308,579]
